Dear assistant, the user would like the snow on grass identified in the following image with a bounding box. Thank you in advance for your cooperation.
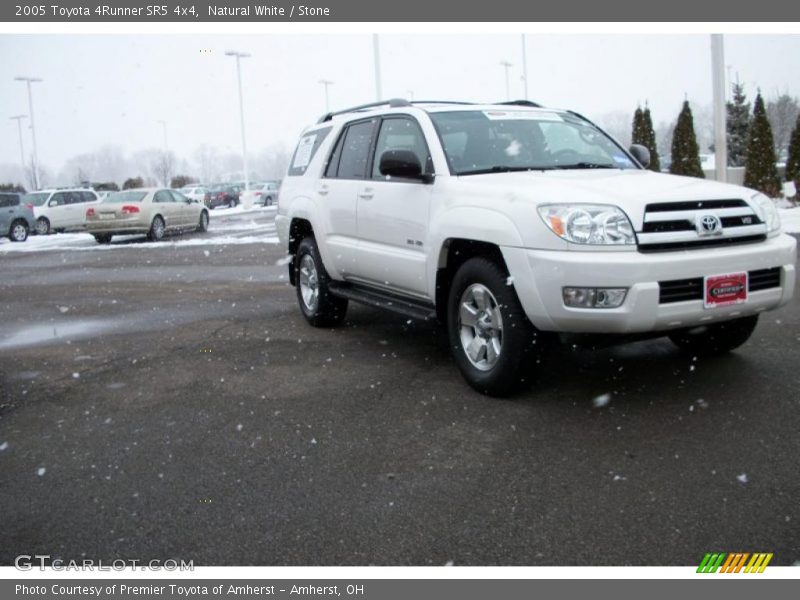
[0,231,279,253]
[779,207,800,234]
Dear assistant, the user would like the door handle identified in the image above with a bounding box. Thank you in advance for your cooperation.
[317,185,329,196]
[359,188,374,200]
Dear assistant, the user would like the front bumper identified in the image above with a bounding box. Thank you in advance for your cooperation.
[502,234,797,334]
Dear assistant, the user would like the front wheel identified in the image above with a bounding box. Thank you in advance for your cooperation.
[294,237,348,327]
[196,210,209,232]
[35,217,50,235]
[147,215,166,241]
[668,315,759,356]
[94,234,112,244]
[9,220,29,242]
[447,257,547,397]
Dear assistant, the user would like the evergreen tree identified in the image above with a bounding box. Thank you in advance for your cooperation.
[785,113,800,199]
[726,81,750,167]
[669,101,705,178]
[642,107,661,172]
[631,107,646,146]
[744,92,781,198]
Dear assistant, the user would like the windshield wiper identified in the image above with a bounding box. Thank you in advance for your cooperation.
[552,162,617,170]
[458,165,555,176]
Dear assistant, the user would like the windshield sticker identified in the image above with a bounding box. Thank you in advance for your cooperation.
[612,155,631,165]
[292,134,317,168]
[483,111,563,122]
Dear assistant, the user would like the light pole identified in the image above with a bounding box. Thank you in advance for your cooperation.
[9,115,27,181]
[499,60,513,101]
[225,50,251,191]
[14,76,42,190]
[711,34,727,183]
[520,35,529,100]
[319,79,333,112]
[373,34,382,101]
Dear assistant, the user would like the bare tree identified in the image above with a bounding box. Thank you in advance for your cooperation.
[193,144,221,183]
[151,149,176,187]
[766,93,799,156]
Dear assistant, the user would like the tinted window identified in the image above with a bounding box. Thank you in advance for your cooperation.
[372,117,432,179]
[170,190,189,202]
[51,192,68,206]
[83,191,98,203]
[335,120,377,179]
[324,131,345,178]
[154,190,174,203]
[0,193,20,207]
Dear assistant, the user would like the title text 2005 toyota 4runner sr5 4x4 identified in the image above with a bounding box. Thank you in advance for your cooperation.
[276,99,796,396]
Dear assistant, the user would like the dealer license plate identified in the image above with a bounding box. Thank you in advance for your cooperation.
[704,272,748,308]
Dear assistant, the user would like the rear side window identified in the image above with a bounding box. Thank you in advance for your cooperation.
[81,191,98,203]
[154,190,174,203]
[0,193,20,207]
[333,120,378,180]
[288,127,331,177]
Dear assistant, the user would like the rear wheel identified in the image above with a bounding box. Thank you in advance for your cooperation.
[668,315,759,356]
[35,217,50,235]
[264,195,273,206]
[9,220,29,242]
[94,234,112,244]
[147,216,166,241]
[447,257,547,397]
[294,237,348,327]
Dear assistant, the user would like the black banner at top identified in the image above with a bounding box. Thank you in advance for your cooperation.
[3,0,799,22]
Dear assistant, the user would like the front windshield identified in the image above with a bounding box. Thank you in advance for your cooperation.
[24,192,50,206]
[429,110,637,175]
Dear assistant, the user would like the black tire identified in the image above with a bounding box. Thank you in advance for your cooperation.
[447,257,548,397]
[668,315,759,357]
[94,234,112,244]
[147,215,166,241]
[265,195,273,206]
[294,237,348,327]
[9,219,29,242]
[35,217,50,235]
[196,210,209,232]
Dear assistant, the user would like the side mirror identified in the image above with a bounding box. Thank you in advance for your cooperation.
[379,150,431,182]
[629,144,651,168]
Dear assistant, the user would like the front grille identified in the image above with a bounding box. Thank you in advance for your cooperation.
[749,267,781,291]
[658,267,782,304]
[638,198,766,252]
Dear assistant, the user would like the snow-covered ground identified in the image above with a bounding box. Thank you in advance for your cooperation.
[779,207,800,234]
[0,205,279,253]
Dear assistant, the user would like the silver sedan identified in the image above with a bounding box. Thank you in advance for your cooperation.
[85,188,210,244]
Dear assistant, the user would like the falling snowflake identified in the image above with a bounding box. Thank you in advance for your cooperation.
[592,393,611,408]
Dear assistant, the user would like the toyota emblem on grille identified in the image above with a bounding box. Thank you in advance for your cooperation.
[696,213,723,236]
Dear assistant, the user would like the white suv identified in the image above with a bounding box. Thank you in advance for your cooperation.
[276,99,797,396]
[24,188,101,235]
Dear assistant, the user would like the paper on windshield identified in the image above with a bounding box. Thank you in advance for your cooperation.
[292,134,317,168]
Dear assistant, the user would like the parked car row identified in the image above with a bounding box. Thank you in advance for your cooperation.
[177,181,281,209]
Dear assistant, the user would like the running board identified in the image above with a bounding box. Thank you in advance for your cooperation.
[328,282,437,322]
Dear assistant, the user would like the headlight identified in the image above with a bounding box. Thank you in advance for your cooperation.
[751,193,781,234]
[538,204,636,245]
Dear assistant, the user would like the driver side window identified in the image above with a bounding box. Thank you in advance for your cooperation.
[371,117,432,179]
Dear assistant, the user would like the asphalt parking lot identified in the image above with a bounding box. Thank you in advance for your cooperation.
[0,212,798,566]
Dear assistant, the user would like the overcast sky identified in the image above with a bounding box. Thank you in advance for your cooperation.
[1,33,799,175]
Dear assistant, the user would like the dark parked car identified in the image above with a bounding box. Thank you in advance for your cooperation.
[0,192,34,242]
[204,185,239,209]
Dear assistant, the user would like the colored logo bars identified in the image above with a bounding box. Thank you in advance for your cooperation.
[697,552,773,573]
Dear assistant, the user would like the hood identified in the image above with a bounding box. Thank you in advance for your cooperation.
[452,169,756,229]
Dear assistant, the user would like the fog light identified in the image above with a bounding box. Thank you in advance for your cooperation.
[563,287,627,309]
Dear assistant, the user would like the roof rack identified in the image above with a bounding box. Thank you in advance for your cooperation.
[497,100,543,108]
[317,98,413,123]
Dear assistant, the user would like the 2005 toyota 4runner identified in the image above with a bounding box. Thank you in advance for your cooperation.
[276,99,796,396]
